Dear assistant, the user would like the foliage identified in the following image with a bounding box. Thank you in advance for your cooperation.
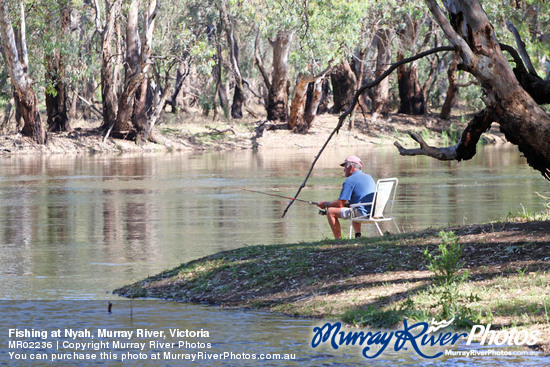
[483,0,550,77]
[507,193,550,221]
[424,231,466,285]
[423,231,480,326]
[0,0,548,133]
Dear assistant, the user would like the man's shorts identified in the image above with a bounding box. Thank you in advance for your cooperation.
[340,207,364,219]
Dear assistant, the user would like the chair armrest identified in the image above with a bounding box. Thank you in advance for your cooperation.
[350,201,373,208]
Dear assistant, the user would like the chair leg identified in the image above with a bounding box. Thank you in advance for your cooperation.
[375,222,383,236]
[393,219,401,233]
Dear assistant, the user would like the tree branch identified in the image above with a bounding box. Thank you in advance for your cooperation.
[254,26,271,91]
[19,3,28,71]
[500,43,550,104]
[424,0,475,68]
[394,109,495,161]
[506,20,538,76]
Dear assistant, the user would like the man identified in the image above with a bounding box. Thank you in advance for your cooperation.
[317,155,376,239]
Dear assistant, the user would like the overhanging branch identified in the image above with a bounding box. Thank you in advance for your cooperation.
[394,109,495,161]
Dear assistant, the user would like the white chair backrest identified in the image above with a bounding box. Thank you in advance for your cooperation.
[372,178,397,218]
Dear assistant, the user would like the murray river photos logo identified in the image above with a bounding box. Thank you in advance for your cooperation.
[310,319,541,359]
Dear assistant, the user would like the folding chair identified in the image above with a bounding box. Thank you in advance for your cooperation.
[349,178,401,237]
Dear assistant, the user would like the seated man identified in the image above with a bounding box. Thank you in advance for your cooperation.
[317,155,375,239]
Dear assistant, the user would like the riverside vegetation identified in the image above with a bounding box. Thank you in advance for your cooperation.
[115,204,550,354]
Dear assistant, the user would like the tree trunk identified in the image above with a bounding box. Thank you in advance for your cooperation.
[371,29,392,117]
[45,64,70,132]
[440,52,459,120]
[231,84,244,119]
[317,79,330,114]
[424,0,550,175]
[0,1,46,144]
[45,1,71,132]
[99,0,121,130]
[396,14,426,115]
[304,78,324,129]
[266,31,293,122]
[330,60,357,113]
[220,3,245,119]
[288,75,310,133]
[113,0,140,136]
[111,0,158,141]
[397,60,425,115]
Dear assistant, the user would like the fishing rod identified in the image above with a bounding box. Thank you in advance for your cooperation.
[241,188,326,215]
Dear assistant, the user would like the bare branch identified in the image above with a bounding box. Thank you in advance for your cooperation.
[254,26,271,90]
[77,94,102,118]
[499,43,528,74]
[394,131,459,160]
[500,43,550,105]
[149,82,171,131]
[506,21,538,76]
[394,109,495,162]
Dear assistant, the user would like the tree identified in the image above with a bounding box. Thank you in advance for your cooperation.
[371,28,392,117]
[114,0,159,141]
[396,0,550,178]
[0,0,46,144]
[255,29,294,122]
[220,1,245,119]
[287,0,363,132]
[97,0,161,143]
[396,13,427,115]
[98,0,122,132]
[44,0,71,132]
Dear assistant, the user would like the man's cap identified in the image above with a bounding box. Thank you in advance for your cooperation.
[340,155,362,168]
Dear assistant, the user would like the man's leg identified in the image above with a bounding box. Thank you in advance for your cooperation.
[326,207,343,239]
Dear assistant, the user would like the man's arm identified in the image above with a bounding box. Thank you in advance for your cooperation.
[317,199,347,209]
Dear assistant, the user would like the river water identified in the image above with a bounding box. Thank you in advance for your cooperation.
[0,146,548,365]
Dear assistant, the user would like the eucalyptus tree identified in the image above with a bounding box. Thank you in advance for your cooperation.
[177,0,258,119]
[0,0,46,143]
[396,0,550,178]
[43,0,72,132]
[153,0,212,114]
[97,0,121,132]
[286,0,363,132]
[218,0,246,118]
[253,0,297,122]
[96,0,160,143]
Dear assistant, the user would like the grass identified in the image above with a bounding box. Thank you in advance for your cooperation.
[114,214,550,351]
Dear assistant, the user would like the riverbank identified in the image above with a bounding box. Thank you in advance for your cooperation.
[115,218,550,355]
[0,112,508,155]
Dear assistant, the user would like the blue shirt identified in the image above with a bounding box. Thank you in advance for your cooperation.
[339,170,376,215]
